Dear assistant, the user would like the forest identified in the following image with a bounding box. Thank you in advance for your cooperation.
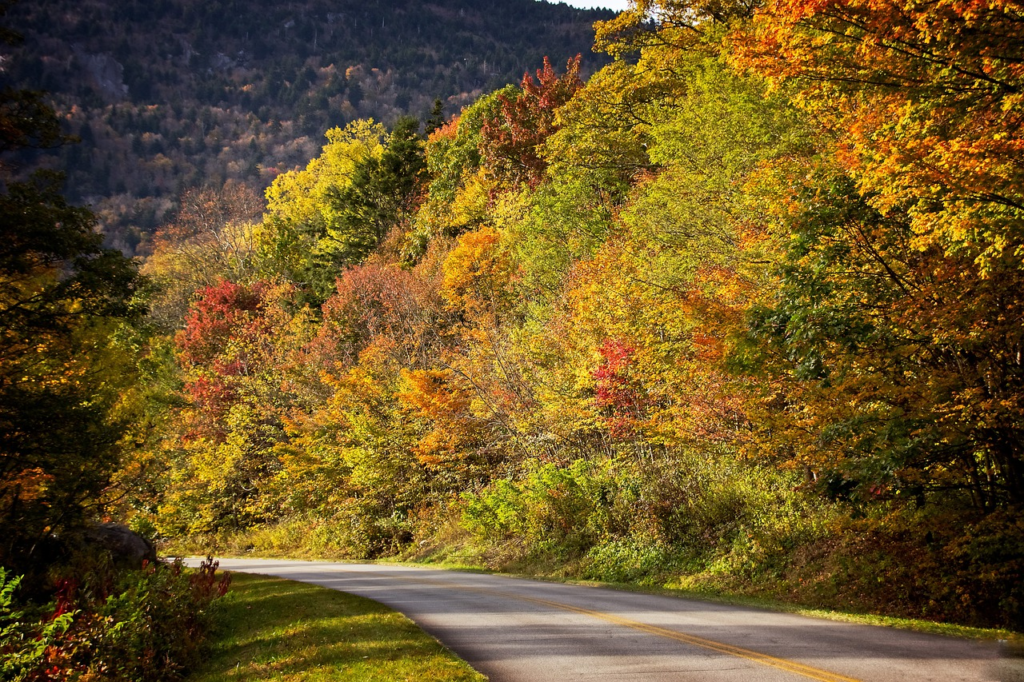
[4,0,611,252]
[2,0,1024,676]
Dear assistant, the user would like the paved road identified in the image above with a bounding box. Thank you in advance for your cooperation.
[189,558,1016,682]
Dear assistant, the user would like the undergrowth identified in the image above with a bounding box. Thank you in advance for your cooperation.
[1,557,229,681]
[165,453,1024,632]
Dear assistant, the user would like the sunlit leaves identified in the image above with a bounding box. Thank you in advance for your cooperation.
[441,226,513,321]
[733,0,1024,267]
[728,0,1024,506]
[261,119,387,300]
[479,56,583,189]
[265,120,387,231]
[139,0,1024,570]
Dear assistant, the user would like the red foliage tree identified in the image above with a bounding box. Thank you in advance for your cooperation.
[174,279,283,440]
[312,263,448,370]
[592,339,647,440]
[480,55,584,188]
[176,279,269,367]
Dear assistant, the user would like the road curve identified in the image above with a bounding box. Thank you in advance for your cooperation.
[187,558,1012,682]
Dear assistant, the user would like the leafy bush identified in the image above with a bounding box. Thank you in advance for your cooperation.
[582,539,679,585]
[461,452,816,570]
[462,460,603,559]
[0,557,229,681]
[776,510,1024,629]
[1,569,75,681]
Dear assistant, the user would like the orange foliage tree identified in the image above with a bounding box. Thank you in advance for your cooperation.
[729,0,1024,508]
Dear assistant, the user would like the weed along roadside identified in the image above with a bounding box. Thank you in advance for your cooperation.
[188,572,485,681]
[175,548,1022,644]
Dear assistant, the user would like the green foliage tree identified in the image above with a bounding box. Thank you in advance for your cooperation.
[424,98,446,136]
[320,116,427,266]
[261,119,387,302]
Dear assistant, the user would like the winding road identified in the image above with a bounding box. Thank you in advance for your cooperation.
[190,558,1016,682]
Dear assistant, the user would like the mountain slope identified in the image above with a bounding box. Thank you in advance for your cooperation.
[2,0,614,251]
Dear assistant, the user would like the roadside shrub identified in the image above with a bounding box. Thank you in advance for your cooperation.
[0,557,229,681]
[779,509,1024,629]
[581,538,679,584]
[460,451,816,571]
[462,460,603,559]
[1,569,75,681]
[942,510,1024,629]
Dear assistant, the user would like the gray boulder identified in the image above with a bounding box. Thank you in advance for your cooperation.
[82,523,158,568]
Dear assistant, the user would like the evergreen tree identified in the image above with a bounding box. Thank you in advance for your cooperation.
[425,98,446,136]
[321,116,426,266]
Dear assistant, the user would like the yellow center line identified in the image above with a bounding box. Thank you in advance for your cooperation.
[519,595,861,682]
[337,569,863,682]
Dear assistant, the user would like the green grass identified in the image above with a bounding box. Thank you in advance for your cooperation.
[189,572,486,682]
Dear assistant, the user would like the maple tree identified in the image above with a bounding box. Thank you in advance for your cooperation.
[156,278,313,534]
[480,56,584,189]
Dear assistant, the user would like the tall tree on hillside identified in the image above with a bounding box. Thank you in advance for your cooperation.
[425,98,447,136]
[320,116,427,266]
[261,119,388,303]
[480,56,583,188]
[0,87,140,577]
[142,182,265,330]
[730,0,1024,509]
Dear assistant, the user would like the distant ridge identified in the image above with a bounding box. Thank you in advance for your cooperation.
[1,0,614,251]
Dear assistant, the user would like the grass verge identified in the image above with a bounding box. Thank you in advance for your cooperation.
[391,562,1022,644]
[188,572,485,682]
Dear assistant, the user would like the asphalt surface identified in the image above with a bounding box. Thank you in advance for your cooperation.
[187,558,1018,682]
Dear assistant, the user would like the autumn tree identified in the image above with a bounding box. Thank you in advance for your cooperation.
[0,96,140,576]
[142,182,265,329]
[261,120,387,302]
[290,261,457,555]
[159,279,311,534]
[480,56,583,188]
[729,0,1024,508]
[405,89,512,261]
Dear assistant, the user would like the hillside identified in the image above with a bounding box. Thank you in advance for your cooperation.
[3,4,1023,675]
[1,0,613,252]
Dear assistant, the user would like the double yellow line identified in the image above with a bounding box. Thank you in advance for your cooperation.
[344,569,863,682]
[519,594,861,682]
